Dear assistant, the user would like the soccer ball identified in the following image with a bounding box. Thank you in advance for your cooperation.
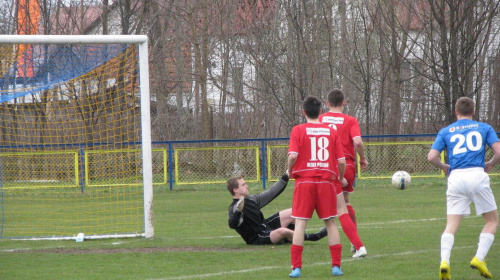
[391,171,411,190]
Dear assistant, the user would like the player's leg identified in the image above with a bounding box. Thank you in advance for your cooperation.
[344,191,357,252]
[343,164,357,225]
[315,180,343,276]
[441,170,474,279]
[289,179,315,278]
[480,209,499,235]
[268,208,324,242]
[269,227,294,244]
[290,218,307,278]
[470,209,498,278]
[264,212,293,244]
[278,208,294,227]
[469,170,497,278]
[324,217,343,276]
[440,215,462,280]
[441,215,462,259]
[335,184,366,257]
[344,165,359,253]
[344,192,357,225]
[291,219,307,246]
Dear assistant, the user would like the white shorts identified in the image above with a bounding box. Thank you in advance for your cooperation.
[447,167,497,216]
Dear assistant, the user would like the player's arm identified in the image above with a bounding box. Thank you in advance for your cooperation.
[288,152,298,176]
[427,149,450,175]
[332,130,347,185]
[485,141,500,173]
[337,158,347,186]
[287,126,299,177]
[353,136,368,171]
[228,203,243,229]
[251,173,289,209]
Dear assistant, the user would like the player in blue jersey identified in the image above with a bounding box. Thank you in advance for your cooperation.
[428,97,500,280]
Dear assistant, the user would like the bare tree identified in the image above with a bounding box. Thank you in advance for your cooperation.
[4,0,499,142]
[414,0,499,128]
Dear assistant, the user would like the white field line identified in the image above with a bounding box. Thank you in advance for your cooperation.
[358,217,446,226]
[149,245,476,280]
[0,238,144,252]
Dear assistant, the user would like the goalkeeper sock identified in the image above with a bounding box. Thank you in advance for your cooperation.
[305,227,327,241]
[304,233,317,241]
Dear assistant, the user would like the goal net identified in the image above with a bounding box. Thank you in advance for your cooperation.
[0,35,153,240]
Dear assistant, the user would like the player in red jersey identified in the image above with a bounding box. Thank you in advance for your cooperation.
[287,96,347,278]
[320,89,368,257]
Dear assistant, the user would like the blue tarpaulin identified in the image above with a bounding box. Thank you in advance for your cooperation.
[0,44,128,103]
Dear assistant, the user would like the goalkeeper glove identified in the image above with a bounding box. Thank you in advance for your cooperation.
[281,172,289,182]
[236,196,245,212]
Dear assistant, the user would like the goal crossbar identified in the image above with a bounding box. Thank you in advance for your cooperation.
[0,35,147,44]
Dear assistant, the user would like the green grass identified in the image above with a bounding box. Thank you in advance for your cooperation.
[1,178,499,279]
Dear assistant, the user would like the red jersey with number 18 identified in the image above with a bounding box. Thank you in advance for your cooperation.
[288,122,345,180]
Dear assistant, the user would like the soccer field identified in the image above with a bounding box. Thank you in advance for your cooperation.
[1,177,499,280]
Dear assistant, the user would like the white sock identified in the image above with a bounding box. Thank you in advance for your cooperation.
[475,233,494,261]
[441,232,454,263]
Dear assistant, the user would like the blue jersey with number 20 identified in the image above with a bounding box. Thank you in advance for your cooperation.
[431,119,500,172]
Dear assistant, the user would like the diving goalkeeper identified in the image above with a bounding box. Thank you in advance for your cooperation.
[227,172,327,245]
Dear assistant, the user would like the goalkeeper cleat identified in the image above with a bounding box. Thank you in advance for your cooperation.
[352,246,367,258]
[289,268,301,278]
[439,260,451,280]
[332,266,343,276]
[470,257,492,278]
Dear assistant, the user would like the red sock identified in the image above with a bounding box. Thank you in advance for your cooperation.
[346,204,357,226]
[329,244,342,268]
[290,244,303,269]
[339,213,363,249]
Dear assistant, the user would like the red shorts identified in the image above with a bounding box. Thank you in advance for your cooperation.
[291,178,338,220]
[343,161,356,193]
[333,180,343,196]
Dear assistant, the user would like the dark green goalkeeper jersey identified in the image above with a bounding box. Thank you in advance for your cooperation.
[227,174,289,244]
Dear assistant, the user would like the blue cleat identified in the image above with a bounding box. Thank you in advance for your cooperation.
[289,268,301,278]
[332,266,343,276]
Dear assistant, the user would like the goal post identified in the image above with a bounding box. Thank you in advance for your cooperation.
[0,35,153,240]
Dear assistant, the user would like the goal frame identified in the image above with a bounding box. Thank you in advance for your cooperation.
[0,35,154,239]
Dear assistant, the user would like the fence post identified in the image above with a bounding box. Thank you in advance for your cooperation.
[168,142,174,190]
[260,140,267,189]
[79,145,85,192]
